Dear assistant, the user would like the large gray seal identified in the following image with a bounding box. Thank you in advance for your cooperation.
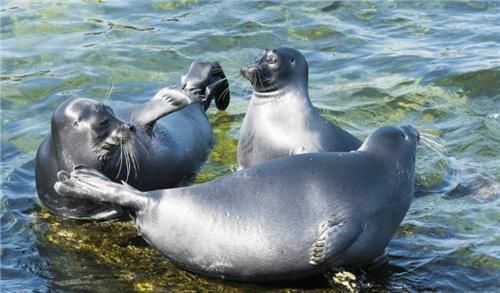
[35,61,230,220]
[54,125,419,282]
[238,47,361,169]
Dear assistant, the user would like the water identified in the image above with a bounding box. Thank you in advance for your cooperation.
[1,1,499,291]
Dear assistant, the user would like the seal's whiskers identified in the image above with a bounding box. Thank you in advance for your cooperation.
[132,134,149,156]
[246,74,258,97]
[219,72,240,80]
[256,74,265,91]
[243,77,253,98]
[126,143,133,180]
[419,131,448,162]
[421,138,447,156]
[420,132,446,148]
[420,132,446,153]
[127,142,135,182]
[103,79,115,104]
[219,75,245,101]
[129,140,139,180]
[116,141,124,179]
[123,141,131,182]
[129,109,138,126]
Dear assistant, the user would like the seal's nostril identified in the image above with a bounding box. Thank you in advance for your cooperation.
[122,124,135,132]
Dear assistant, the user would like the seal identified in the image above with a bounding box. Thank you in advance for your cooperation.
[35,61,230,220]
[238,47,361,169]
[54,125,419,282]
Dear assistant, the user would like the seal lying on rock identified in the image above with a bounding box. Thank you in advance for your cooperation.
[238,47,361,169]
[36,61,229,220]
[54,125,419,282]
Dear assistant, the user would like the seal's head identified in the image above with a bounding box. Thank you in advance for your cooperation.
[241,47,308,93]
[52,98,136,169]
[360,125,420,166]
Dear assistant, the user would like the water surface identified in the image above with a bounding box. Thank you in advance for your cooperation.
[1,1,499,292]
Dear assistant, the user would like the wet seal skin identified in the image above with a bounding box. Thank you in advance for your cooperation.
[55,125,419,282]
[35,61,230,220]
[182,61,230,111]
[237,47,361,169]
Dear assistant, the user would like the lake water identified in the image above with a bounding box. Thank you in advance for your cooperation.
[1,1,499,292]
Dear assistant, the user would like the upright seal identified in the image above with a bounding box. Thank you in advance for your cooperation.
[55,125,419,282]
[35,61,230,220]
[238,47,361,169]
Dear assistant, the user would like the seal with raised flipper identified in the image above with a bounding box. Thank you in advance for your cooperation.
[35,61,230,220]
[54,125,419,282]
[238,47,361,169]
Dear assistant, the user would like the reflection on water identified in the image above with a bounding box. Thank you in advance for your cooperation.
[1,1,499,292]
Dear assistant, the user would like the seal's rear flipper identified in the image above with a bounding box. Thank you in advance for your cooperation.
[182,61,230,111]
[54,167,149,212]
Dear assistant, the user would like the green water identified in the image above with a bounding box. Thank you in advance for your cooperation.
[1,1,499,292]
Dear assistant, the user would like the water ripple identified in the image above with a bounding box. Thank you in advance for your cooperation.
[1,1,499,291]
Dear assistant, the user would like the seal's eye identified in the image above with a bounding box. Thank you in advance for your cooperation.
[100,119,110,128]
[401,132,406,139]
[290,58,295,64]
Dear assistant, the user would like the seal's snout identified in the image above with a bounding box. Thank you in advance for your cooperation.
[115,123,135,140]
[240,63,259,80]
[404,125,420,142]
[104,123,135,148]
[124,124,136,133]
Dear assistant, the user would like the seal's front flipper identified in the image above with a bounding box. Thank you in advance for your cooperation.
[182,61,230,111]
[132,86,204,131]
[54,167,149,211]
[205,63,230,111]
[309,220,361,266]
